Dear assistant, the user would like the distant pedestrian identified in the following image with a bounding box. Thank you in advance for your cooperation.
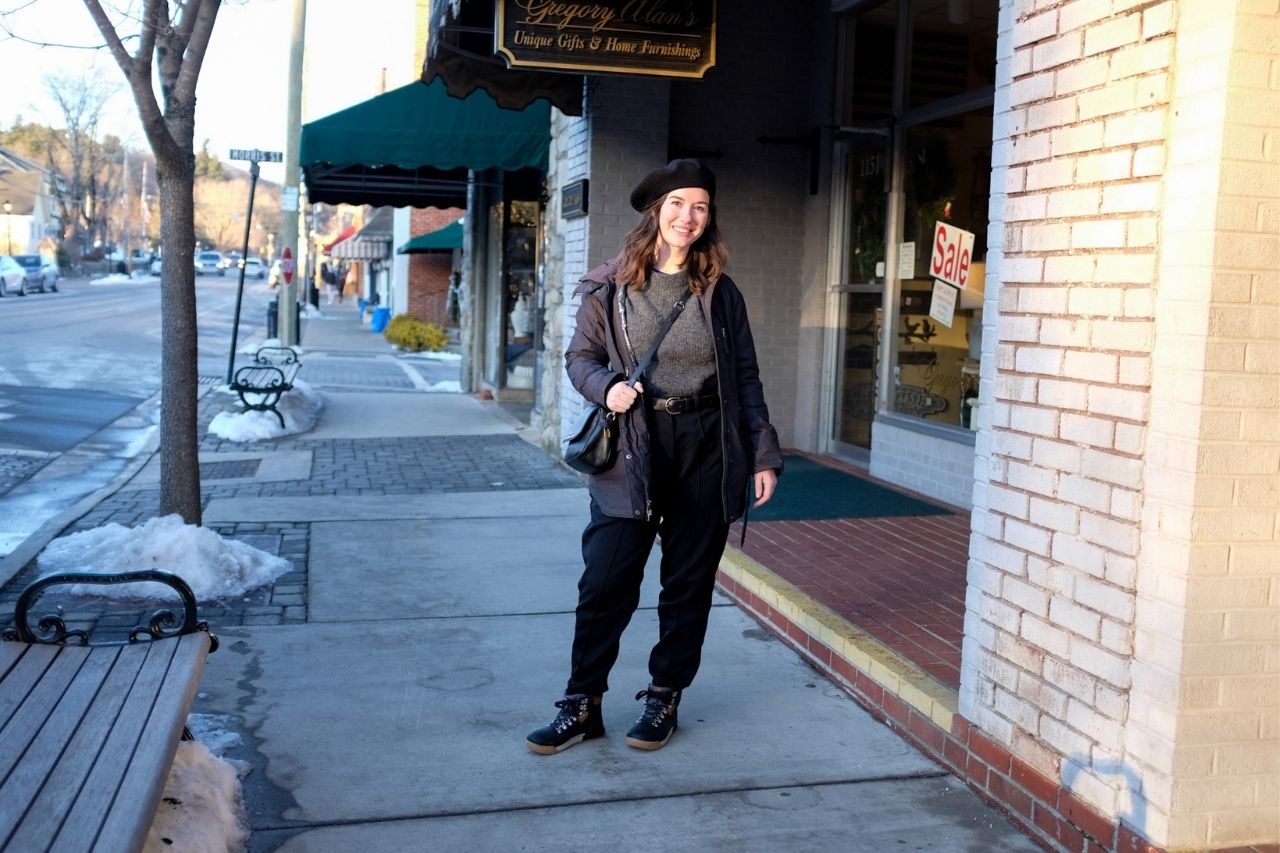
[526,159,782,755]
[321,261,339,305]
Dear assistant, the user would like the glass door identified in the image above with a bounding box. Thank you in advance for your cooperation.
[832,132,890,455]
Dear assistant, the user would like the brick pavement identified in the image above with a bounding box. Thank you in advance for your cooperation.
[0,451,54,497]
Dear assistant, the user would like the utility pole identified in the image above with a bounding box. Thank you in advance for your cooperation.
[278,0,307,345]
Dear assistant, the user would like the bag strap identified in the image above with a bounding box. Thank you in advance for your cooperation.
[624,286,694,388]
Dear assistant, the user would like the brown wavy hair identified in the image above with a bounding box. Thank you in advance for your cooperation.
[615,194,729,295]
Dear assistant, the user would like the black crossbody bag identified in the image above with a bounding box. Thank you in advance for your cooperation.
[563,286,693,475]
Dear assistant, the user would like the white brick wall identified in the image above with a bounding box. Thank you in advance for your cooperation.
[965,1,1280,849]
[870,419,977,510]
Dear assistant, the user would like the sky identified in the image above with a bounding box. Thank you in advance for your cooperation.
[0,0,418,183]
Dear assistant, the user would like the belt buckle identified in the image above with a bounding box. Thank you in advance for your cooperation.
[662,397,689,415]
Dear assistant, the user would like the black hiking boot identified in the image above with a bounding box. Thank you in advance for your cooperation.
[526,694,605,755]
[625,686,681,750]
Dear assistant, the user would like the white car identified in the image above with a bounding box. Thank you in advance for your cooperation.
[13,254,59,292]
[195,251,225,276]
[241,258,265,279]
[0,255,27,296]
[150,257,163,275]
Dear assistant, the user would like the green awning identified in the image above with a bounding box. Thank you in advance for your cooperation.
[398,220,464,254]
[301,79,549,207]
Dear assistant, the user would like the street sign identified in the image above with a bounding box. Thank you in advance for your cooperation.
[281,186,299,213]
[229,148,283,163]
[281,248,294,285]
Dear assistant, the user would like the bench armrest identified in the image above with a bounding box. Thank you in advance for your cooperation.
[2,570,218,652]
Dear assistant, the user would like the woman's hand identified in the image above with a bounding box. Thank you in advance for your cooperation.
[753,469,778,508]
[605,381,644,413]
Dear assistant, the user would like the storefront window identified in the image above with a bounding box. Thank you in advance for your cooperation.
[893,111,991,428]
[833,0,996,439]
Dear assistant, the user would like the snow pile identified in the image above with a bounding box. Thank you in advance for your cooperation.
[302,302,323,317]
[90,273,151,286]
[426,380,462,392]
[209,379,324,442]
[38,514,291,601]
[144,716,249,853]
[401,350,462,363]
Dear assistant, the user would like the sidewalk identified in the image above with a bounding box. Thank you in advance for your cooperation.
[0,302,1036,851]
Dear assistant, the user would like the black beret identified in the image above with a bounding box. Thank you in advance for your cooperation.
[629,159,717,212]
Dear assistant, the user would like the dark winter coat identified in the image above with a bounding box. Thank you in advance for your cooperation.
[566,257,783,523]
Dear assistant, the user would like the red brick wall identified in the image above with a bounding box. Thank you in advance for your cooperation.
[407,208,463,327]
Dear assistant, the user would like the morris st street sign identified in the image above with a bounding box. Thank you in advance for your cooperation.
[495,0,717,79]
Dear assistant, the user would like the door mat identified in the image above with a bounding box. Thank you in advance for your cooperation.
[751,455,954,521]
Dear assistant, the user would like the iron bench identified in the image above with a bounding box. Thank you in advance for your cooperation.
[0,570,218,853]
[229,345,302,428]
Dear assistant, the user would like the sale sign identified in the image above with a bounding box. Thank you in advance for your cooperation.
[930,221,976,289]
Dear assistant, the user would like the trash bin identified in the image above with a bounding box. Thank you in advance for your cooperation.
[370,306,391,333]
[267,299,303,342]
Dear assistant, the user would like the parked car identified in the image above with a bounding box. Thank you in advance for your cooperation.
[12,254,59,293]
[150,256,163,275]
[195,251,225,276]
[0,255,26,296]
[241,258,265,279]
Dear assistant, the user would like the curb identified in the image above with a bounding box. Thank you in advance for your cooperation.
[0,385,212,590]
[716,544,959,733]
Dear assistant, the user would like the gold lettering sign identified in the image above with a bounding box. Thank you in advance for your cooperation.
[496,0,717,79]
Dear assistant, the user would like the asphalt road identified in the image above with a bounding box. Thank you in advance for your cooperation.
[0,272,276,453]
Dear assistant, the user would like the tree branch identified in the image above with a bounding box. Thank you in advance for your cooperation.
[79,0,136,77]
[171,0,220,104]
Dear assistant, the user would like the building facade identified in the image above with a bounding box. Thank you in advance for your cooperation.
[519,1,1279,850]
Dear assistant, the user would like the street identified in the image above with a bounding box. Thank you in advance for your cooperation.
[0,272,276,404]
[0,273,277,557]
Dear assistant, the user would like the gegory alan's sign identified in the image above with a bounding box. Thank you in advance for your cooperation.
[496,1,717,79]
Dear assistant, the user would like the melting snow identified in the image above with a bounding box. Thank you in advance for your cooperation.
[144,714,250,853]
[209,379,324,442]
[38,514,291,601]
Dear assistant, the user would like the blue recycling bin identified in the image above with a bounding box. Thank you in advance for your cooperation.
[370,306,391,333]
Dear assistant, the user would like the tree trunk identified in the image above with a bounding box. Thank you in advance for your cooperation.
[155,150,202,524]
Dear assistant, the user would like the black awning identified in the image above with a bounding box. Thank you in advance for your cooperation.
[304,163,470,209]
[423,0,584,116]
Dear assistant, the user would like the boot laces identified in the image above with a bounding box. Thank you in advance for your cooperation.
[634,689,675,727]
[551,696,589,734]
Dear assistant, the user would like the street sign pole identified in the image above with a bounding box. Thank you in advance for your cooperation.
[225,150,282,385]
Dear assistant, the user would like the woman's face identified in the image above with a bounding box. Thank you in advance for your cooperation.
[657,188,711,253]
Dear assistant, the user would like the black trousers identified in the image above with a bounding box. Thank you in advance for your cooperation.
[566,407,731,697]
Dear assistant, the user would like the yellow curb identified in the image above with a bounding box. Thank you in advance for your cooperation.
[719,545,959,735]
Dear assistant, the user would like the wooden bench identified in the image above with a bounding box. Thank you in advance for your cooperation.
[0,571,218,853]
[229,345,302,428]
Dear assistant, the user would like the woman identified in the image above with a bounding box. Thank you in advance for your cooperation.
[527,159,782,755]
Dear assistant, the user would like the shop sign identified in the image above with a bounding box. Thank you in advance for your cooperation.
[929,279,957,328]
[930,221,975,289]
[495,1,717,79]
[562,179,589,219]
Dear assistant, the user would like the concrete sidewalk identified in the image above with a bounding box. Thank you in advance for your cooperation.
[3,303,1038,851]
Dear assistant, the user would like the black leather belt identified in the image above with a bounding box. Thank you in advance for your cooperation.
[648,394,719,414]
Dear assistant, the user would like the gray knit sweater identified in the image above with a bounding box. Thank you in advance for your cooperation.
[624,269,716,398]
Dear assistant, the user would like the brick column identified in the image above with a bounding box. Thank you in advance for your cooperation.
[963,0,1278,849]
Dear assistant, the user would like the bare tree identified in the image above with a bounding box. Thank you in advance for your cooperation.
[82,0,223,524]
